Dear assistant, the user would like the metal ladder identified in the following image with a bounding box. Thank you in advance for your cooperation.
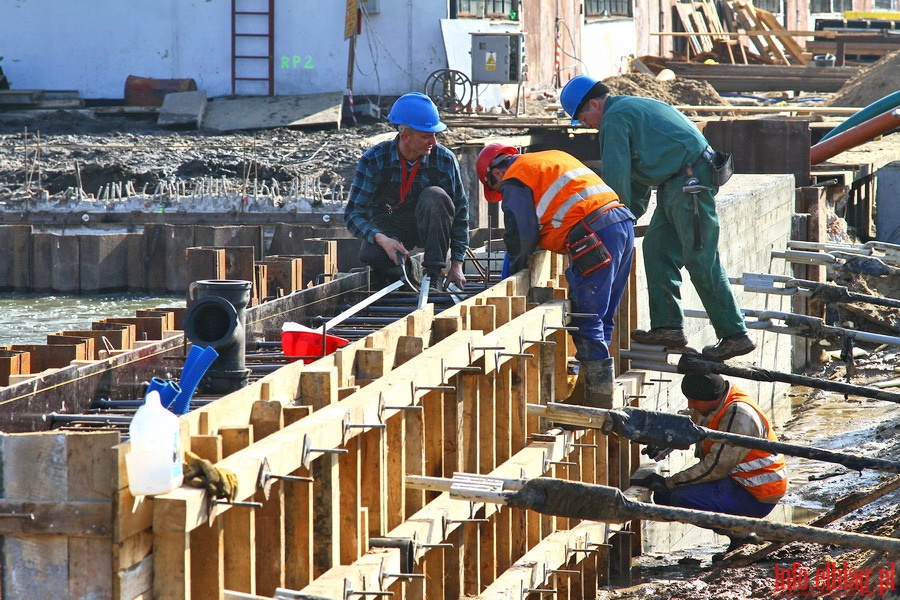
[231,0,275,96]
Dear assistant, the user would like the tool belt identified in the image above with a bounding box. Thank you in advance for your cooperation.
[699,146,734,187]
[566,208,612,276]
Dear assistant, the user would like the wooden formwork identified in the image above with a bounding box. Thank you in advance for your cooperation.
[1,250,644,599]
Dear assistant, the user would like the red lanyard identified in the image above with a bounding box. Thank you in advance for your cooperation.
[399,159,421,206]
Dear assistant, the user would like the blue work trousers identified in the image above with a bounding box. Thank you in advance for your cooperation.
[566,216,635,361]
[653,476,776,519]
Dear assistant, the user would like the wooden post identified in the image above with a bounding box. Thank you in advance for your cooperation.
[283,405,315,590]
[220,425,256,594]
[189,435,225,600]
[250,400,286,595]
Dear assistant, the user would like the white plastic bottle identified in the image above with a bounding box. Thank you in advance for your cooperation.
[125,390,184,495]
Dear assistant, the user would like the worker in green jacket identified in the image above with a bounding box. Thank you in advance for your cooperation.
[559,75,755,362]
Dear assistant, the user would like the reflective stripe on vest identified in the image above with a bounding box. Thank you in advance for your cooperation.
[703,387,788,500]
[504,151,620,253]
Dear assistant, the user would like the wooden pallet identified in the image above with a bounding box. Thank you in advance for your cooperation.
[725,0,808,65]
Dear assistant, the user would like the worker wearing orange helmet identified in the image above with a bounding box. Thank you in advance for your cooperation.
[477,144,634,409]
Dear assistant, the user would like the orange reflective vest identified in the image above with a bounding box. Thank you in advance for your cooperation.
[503,150,623,254]
[702,387,788,501]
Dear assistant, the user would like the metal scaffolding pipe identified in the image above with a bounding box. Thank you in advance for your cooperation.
[678,353,900,403]
[810,108,900,165]
[445,475,900,554]
[531,403,900,474]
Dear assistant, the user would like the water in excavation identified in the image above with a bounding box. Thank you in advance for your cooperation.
[0,292,183,345]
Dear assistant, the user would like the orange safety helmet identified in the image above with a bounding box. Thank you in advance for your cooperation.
[476,143,519,203]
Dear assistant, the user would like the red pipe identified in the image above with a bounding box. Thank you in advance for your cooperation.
[810,108,900,165]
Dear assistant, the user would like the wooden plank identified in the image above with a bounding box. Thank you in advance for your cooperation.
[479,522,608,599]
[221,426,256,594]
[312,451,341,578]
[755,7,808,64]
[359,427,386,538]
[674,3,704,55]
[689,7,715,52]
[339,437,362,564]
[404,397,426,516]
[385,400,406,530]
[2,433,69,597]
[67,433,117,600]
[189,435,225,600]
[250,400,286,596]
[283,406,315,591]
[478,360,496,587]
[422,389,444,502]
[152,488,192,597]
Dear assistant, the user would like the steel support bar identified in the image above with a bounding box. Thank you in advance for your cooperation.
[531,403,900,474]
[451,476,900,554]
[323,279,404,331]
[684,307,900,346]
[736,272,900,309]
[678,353,900,403]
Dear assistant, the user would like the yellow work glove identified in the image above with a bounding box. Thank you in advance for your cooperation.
[182,450,238,503]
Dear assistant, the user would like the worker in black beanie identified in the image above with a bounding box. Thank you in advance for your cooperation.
[641,372,788,557]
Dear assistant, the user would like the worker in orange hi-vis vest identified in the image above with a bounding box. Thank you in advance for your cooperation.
[476,144,635,414]
[640,372,788,556]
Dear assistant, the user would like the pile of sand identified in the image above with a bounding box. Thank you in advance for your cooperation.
[824,50,900,107]
[604,72,727,107]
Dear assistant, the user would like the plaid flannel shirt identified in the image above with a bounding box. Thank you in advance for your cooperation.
[343,135,469,262]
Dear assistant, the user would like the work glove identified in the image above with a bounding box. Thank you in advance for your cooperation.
[182,450,238,503]
[630,472,669,494]
[641,445,674,461]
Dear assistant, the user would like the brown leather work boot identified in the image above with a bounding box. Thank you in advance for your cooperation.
[630,327,688,348]
[702,332,756,361]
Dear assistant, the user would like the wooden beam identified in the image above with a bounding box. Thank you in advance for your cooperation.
[479,521,609,598]
[220,425,256,594]
[189,435,225,600]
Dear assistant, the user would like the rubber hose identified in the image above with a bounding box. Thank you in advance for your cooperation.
[147,376,182,410]
[171,346,219,415]
[820,90,900,142]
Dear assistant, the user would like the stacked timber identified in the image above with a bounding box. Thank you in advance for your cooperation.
[666,61,861,92]
[0,89,84,110]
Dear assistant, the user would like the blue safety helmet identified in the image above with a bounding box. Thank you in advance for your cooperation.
[560,74,602,126]
[387,92,447,133]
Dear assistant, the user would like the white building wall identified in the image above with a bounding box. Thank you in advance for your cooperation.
[0,0,452,100]
[580,20,638,80]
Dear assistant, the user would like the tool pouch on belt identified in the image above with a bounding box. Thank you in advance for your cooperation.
[566,222,612,276]
[711,151,734,187]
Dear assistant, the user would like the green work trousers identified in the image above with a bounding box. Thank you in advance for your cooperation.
[643,165,746,338]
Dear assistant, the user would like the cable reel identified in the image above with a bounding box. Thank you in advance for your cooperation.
[423,69,473,113]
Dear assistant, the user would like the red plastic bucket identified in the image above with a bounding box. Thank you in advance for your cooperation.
[281,330,349,364]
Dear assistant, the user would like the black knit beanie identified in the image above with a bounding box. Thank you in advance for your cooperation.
[681,373,727,401]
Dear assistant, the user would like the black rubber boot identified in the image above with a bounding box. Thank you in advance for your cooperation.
[554,358,615,430]
[583,357,615,409]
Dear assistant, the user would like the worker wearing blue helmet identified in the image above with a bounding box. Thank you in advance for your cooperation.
[344,92,469,290]
[560,75,754,362]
